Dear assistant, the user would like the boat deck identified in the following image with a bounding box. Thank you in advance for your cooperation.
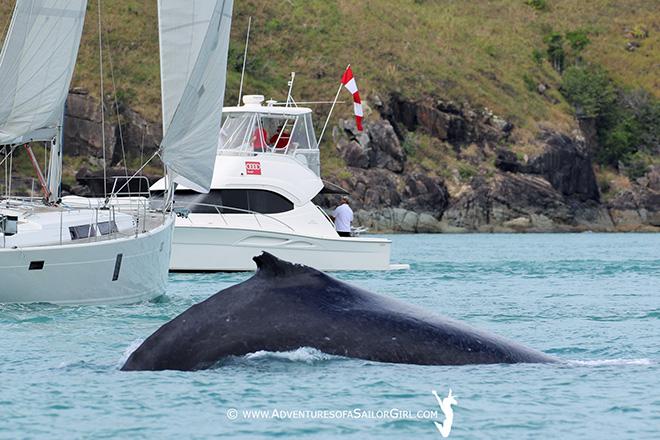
[1,198,169,249]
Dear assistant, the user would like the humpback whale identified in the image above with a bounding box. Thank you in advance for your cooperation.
[122,253,556,371]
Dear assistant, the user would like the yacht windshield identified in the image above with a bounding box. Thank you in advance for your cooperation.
[218,111,320,175]
[218,112,319,153]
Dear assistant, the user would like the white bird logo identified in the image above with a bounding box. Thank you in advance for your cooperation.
[432,389,458,437]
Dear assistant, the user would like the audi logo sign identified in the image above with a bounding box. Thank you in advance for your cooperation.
[245,161,262,175]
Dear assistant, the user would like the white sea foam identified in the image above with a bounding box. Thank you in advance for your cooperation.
[243,347,337,363]
[117,339,145,367]
[568,358,654,366]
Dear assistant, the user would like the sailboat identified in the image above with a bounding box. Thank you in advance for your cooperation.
[0,0,233,304]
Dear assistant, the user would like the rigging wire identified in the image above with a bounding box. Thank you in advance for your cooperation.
[102,25,130,185]
[97,0,107,200]
[109,150,160,197]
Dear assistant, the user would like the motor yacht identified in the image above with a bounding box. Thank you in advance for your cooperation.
[152,95,401,271]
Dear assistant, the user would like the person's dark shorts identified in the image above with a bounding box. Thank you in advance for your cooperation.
[337,231,351,237]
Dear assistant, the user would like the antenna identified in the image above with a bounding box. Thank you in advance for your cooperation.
[237,16,252,106]
[286,72,296,107]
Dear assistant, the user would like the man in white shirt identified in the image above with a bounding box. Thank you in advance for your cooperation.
[332,196,353,237]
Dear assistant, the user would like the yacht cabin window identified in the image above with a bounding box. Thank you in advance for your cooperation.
[97,221,119,235]
[69,221,118,240]
[174,189,294,215]
[69,224,97,240]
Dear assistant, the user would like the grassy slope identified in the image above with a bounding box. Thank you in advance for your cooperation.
[1,0,658,186]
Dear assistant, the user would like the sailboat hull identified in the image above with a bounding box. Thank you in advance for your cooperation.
[0,216,174,305]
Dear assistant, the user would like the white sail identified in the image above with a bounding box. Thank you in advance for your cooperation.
[158,0,234,193]
[0,0,87,146]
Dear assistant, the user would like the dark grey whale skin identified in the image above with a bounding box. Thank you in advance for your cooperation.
[122,253,556,371]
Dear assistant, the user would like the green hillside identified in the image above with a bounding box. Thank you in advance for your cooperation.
[1,0,658,196]
[2,0,657,130]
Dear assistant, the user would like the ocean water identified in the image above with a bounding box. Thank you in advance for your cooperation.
[1,233,659,439]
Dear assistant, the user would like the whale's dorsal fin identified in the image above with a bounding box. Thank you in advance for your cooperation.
[253,252,314,278]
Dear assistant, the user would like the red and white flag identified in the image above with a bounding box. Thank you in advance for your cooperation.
[341,65,363,131]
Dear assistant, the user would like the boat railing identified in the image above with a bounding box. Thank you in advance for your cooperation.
[74,175,152,198]
[217,145,302,157]
[108,175,152,198]
[1,195,166,248]
[64,194,164,236]
[176,201,296,232]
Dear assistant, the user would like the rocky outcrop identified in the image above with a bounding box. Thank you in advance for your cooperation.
[607,186,660,229]
[525,131,600,202]
[495,131,600,202]
[402,173,449,213]
[323,94,658,233]
[355,208,445,233]
[495,148,522,173]
[343,171,450,233]
[442,172,573,232]
[336,119,405,172]
[439,171,618,232]
[64,90,161,166]
[64,89,116,159]
[113,104,162,163]
[324,117,450,232]
[338,168,403,210]
[379,94,513,148]
[641,165,660,192]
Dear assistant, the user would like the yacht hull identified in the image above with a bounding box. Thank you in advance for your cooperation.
[0,216,174,305]
[170,225,391,271]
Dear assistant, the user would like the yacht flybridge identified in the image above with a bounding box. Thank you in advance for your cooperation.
[1,0,234,303]
[152,95,398,271]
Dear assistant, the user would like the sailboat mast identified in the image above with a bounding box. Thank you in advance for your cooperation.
[46,112,64,204]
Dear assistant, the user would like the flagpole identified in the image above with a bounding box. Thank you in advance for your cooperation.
[317,64,350,147]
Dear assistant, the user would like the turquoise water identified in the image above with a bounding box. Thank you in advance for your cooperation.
[1,233,659,439]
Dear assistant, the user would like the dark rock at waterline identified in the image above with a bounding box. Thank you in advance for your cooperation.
[526,131,600,202]
[402,173,449,213]
[607,186,660,228]
[341,168,403,210]
[442,172,572,231]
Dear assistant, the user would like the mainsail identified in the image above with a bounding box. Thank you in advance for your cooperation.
[158,0,234,193]
[0,0,87,146]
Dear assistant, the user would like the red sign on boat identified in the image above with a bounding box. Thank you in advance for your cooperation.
[245,161,261,175]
